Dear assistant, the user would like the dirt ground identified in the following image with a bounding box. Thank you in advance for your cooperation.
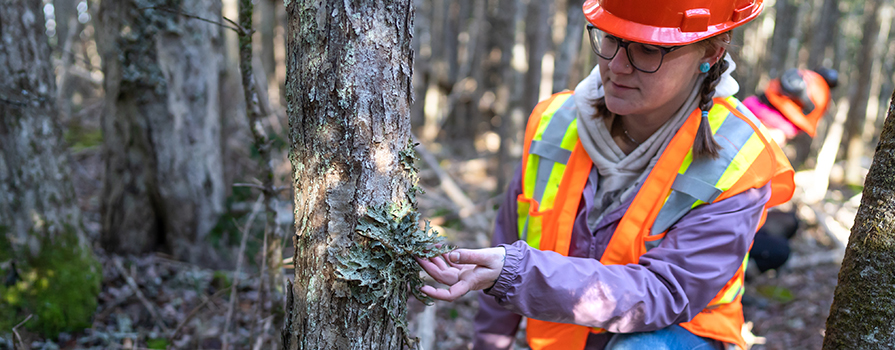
[2,146,854,350]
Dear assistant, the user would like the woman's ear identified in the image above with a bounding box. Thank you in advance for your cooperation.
[702,33,730,65]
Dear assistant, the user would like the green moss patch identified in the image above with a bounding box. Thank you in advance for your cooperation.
[0,229,102,338]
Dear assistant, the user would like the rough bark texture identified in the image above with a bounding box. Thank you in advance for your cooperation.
[0,0,100,336]
[284,1,441,349]
[521,0,552,114]
[822,90,895,350]
[95,0,225,261]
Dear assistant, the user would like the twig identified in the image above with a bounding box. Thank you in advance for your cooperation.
[238,1,283,346]
[169,286,232,341]
[12,314,33,350]
[112,257,170,333]
[411,133,491,247]
[138,6,245,34]
[222,194,264,350]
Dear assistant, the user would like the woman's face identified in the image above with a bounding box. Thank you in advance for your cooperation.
[599,41,714,120]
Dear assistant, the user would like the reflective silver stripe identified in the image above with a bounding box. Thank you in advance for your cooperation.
[645,237,664,251]
[650,111,756,235]
[532,98,578,203]
[521,216,530,241]
[671,174,722,203]
[530,140,572,164]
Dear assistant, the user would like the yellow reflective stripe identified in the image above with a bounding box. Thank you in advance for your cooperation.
[539,162,567,211]
[676,105,731,175]
[559,119,579,150]
[533,97,571,142]
[710,254,749,307]
[523,154,539,198]
[714,133,763,192]
[527,215,543,249]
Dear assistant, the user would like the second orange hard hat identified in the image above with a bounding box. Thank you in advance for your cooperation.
[583,0,764,46]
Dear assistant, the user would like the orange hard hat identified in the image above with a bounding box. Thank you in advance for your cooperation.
[764,69,831,137]
[583,0,764,45]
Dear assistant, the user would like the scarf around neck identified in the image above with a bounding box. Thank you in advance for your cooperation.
[574,54,739,230]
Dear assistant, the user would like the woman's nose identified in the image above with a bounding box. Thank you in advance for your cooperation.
[608,48,634,74]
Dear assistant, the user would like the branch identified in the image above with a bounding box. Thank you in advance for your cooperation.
[12,314,33,350]
[112,257,170,333]
[222,194,264,350]
[138,6,245,34]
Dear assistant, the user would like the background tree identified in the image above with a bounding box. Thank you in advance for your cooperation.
[95,0,226,262]
[0,0,101,337]
[822,90,895,349]
[283,0,448,348]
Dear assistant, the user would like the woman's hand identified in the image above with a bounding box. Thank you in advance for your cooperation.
[415,247,507,302]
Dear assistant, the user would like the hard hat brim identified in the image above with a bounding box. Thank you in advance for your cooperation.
[583,0,764,46]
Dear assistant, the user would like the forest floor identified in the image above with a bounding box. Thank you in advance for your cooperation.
[3,141,858,350]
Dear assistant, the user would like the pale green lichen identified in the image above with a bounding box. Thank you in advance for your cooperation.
[332,140,452,348]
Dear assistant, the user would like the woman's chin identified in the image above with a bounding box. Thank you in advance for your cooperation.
[604,97,637,116]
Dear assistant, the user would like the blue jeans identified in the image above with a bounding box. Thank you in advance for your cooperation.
[605,325,717,350]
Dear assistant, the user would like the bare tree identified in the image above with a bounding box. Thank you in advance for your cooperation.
[807,0,840,69]
[283,1,448,348]
[0,0,100,336]
[843,0,883,185]
[822,89,895,349]
[95,0,226,262]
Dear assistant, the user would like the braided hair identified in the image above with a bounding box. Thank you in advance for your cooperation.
[692,57,729,159]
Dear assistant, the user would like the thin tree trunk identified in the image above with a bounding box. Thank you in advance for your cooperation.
[768,0,798,79]
[552,0,585,93]
[843,0,883,185]
[494,0,522,192]
[808,0,839,69]
[283,1,448,348]
[95,0,225,262]
[822,89,895,350]
[0,0,100,336]
[522,0,552,114]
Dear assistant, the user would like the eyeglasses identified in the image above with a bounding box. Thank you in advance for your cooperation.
[586,24,683,73]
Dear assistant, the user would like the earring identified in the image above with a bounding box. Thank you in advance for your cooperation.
[699,62,711,73]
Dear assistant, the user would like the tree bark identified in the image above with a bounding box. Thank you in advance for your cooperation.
[822,89,895,350]
[95,0,225,262]
[0,0,100,336]
[284,1,448,349]
[522,0,552,114]
[767,0,798,79]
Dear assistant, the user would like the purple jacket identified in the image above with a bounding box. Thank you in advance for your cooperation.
[472,166,771,349]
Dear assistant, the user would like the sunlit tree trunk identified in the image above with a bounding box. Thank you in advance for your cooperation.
[521,0,552,114]
[807,0,839,69]
[283,1,445,348]
[823,89,895,350]
[95,0,225,262]
[552,0,585,94]
[767,0,797,79]
[0,0,100,336]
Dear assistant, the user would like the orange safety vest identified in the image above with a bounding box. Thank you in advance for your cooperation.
[517,92,794,350]
[764,69,830,137]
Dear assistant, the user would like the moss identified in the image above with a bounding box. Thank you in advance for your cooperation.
[0,226,102,338]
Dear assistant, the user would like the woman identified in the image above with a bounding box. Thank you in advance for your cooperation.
[417,1,794,349]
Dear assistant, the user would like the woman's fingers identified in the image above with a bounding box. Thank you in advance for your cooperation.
[415,256,460,285]
[420,280,472,302]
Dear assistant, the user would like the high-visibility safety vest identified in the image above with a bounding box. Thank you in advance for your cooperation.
[516,92,795,350]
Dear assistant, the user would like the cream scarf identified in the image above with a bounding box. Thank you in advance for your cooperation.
[574,54,739,230]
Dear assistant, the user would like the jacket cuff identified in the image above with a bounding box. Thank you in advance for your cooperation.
[486,242,523,300]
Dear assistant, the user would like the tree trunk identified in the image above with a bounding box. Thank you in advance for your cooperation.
[95,0,225,262]
[522,0,552,114]
[284,1,448,349]
[0,0,100,337]
[822,89,895,350]
[807,0,839,69]
[494,0,522,192]
[843,0,883,185]
[768,0,798,79]
[552,0,584,94]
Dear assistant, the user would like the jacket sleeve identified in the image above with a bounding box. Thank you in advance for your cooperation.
[472,166,524,350]
[486,182,771,333]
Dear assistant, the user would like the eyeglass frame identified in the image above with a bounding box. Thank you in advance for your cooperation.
[586,24,684,73]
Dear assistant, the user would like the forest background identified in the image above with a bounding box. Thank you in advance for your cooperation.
[1,0,894,349]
